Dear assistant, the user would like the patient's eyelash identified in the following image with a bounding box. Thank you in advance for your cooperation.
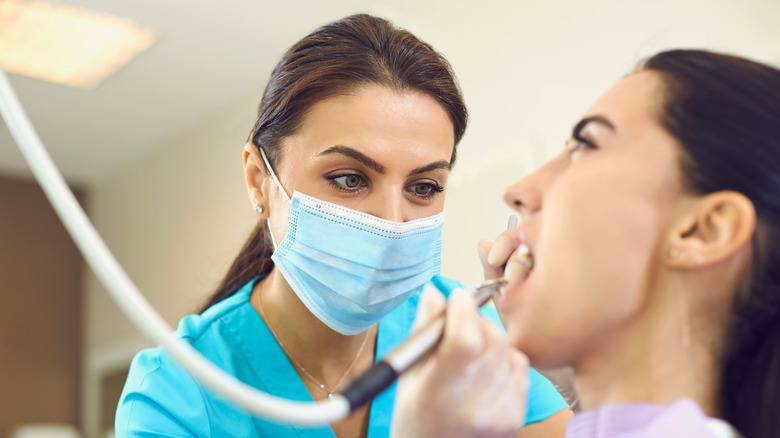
[567,119,598,152]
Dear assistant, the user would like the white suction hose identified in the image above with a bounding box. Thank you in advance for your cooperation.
[0,66,349,425]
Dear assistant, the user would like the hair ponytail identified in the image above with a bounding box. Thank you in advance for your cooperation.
[641,49,780,438]
[199,221,274,312]
[720,228,780,438]
[722,312,780,438]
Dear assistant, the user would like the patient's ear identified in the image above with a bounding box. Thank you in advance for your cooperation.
[243,142,270,217]
[666,191,756,268]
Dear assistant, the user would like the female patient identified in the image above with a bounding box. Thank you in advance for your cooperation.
[393,49,780,438]
[116,13,568,438]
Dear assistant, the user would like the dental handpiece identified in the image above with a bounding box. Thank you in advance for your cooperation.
[338,277,507,411]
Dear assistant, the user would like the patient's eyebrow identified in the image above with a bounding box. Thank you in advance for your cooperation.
[318,146,385,173]
[571,115,616,138]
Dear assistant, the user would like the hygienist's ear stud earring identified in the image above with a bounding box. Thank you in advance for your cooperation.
[255,205,265,214]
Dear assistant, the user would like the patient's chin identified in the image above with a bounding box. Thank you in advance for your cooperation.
[511,329,579,370]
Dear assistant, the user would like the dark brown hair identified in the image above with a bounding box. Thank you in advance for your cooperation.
[641,49,780,438]
[200,14,467,311]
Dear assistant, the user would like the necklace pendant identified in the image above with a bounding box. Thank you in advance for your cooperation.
[328,392,335,400]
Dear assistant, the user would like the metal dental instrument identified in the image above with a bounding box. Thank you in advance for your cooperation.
[338,277,507,410]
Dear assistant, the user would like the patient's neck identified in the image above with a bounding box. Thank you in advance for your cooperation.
[573,290,722,417]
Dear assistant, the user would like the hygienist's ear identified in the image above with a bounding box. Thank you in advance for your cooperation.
[666,191,756,269]
[243,142,271,217]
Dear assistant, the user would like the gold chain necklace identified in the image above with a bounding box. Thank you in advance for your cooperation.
[255,292,370,399]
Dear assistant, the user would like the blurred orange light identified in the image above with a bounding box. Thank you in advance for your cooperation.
[0,0,156,90]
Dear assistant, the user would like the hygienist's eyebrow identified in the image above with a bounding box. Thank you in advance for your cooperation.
[409,160,451,176]
[318,146,385,173]
[572,115,616,137]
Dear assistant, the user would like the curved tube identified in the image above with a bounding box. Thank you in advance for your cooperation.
[0,66,349,425]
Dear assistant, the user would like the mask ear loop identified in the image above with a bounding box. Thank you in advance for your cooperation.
[258,146,290,250]
[259,147,292,202]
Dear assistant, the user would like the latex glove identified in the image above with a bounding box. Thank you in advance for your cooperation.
[391,283,529,438]
[478,229,532,292]
[478,232,580,411]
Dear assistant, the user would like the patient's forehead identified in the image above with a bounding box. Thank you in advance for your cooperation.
[582,71,667,135]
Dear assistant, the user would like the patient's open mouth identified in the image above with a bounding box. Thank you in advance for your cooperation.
[500,243,534,297]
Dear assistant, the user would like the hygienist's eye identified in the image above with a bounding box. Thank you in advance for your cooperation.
[327,173,367,191]
[339,175,361,188]
[408,182,444,199]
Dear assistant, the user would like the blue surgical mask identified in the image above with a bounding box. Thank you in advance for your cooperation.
[260,148,445,335]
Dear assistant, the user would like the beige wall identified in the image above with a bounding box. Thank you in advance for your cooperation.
[83,90,262,351]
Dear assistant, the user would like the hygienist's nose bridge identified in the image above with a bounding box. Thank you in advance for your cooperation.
[361,185,407,223]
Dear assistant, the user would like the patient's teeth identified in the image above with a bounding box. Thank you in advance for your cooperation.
[517,244,534,270]
[517,244,530,256]
[520,254,534,270]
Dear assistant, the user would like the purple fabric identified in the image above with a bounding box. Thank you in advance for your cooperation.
[565,398,720,438]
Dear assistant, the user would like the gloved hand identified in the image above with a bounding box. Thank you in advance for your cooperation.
[391,277,530,438]
[478,229,532,293]
[478,232,580,412]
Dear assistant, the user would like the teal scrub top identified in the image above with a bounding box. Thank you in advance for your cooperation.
[116,278,567,437]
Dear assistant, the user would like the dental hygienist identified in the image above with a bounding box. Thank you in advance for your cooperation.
[115,14,569,438]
